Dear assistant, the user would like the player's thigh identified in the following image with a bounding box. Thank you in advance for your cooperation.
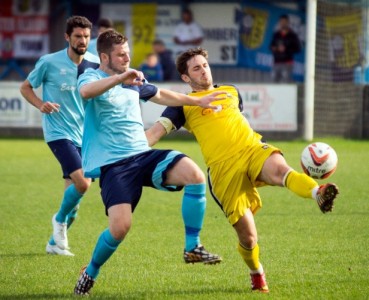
[247,141,282,185]
[47,139,82,179]
[100,157,144,213]
[208,158,262,225]
[258,152,291,186]
[165,156,205,186]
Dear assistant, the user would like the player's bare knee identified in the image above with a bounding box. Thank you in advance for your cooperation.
[239,234,258,249]
[169,157,205,184]
[75,179,91,194]
[190,169,205,184]
[110,223,131,241]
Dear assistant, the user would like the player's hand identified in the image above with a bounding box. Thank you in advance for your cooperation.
[119,70,144,86]
[40,102,60,114]
[196,91,227,109]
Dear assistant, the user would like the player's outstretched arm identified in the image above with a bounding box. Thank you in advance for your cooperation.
[145,121,168,146]
[151,89,226,108]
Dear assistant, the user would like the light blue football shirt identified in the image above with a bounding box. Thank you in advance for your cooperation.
[87,38,98,56]
[27,48,99,146]
[78,68,158,178]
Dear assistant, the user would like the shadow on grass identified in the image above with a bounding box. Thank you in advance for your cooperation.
[98,287,249,299]
[0,287,250,299]
[0,294,73,299]
[0,253,45,258]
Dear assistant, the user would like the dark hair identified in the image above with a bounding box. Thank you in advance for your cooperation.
[280,14,289,21]
[182,8,193,16]
[153,39,165,47]
[97,18,113,29]
[176,47,208,75]
[146,52,157,58]
[65,16,92,36]
[97,29,128,55]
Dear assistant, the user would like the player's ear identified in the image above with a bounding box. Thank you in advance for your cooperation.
[100,52,109,63]
[64,33,70,43]
[181,74,190,83]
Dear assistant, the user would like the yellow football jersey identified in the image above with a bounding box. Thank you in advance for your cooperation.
[183,85,262,166]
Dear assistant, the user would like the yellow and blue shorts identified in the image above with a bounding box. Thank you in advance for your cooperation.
[207,141,281,225]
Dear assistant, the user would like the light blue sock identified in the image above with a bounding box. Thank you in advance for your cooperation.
[55,184,83,223]
[48,236,56,246]
[86,229,121,279]
[48,204,80,245]
[182,183,206,252]
[66,204,80,228]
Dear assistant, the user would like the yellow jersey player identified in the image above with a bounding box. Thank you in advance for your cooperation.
[145,48,339,293]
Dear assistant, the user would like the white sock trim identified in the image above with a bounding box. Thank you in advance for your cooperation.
[250,263,264,275]
[282,168,294,187]
[312,186,319,200]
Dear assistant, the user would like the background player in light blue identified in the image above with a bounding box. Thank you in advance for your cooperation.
[87,18,113,57]
[20,16,99,256]
[74,29,224,295]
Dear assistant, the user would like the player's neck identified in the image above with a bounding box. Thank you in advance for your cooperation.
[193,89,213,93]
[99,65,116,76]
[191,84,214,93]
[67,48,84,65]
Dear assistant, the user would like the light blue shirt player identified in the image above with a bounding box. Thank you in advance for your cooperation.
[87,38,98,56]
[78,68,158,178]
[27,49,99,146]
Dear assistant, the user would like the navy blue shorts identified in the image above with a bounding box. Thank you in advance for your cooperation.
[99,149,186,214]
[47,139,82,179]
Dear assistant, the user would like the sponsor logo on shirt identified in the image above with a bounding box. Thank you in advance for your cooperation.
[60,83,76,91]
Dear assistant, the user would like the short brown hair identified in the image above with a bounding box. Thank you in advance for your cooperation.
[97,29,128,55]
[97,18,113,29]
[176,48,208,75]
[65,16,92,36]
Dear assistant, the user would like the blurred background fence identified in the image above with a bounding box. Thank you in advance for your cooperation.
[1,0,368,139]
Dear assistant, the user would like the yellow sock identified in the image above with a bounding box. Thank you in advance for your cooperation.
[237,243,260,271]
[284,170,318,199]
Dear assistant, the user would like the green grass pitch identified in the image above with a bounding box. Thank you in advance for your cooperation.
[0,137,368,299]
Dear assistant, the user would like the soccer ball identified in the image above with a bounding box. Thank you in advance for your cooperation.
[300,142,338,179]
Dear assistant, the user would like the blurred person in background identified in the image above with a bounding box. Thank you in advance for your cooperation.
[152,39,178,81]
[20,16,100,256]
[269,14,301,83]
[88,18,113,56]
[139,53,164,82]
[173,8,204,56]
